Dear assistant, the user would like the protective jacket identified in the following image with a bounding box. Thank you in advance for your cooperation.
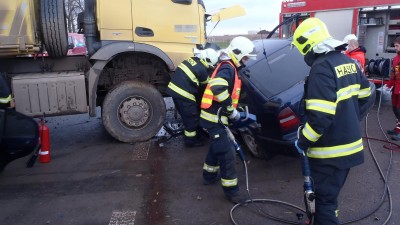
[345,46,366,74]
[0,76,11,108]
[166,57,210,102]
[386,54,400,95]
[298,51,372,169]
[200,61,241,127]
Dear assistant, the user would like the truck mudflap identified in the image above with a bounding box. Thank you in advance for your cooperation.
[12,72,88,117]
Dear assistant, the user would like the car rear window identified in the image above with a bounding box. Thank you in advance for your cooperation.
[243,39,310,98]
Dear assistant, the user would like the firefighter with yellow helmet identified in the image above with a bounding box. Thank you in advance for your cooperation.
[292,18,372,224]
[200,36,256,203]
[166,48,219,147]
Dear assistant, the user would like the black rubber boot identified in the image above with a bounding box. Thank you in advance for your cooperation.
[387,129,396,135]
[225,192,249,204]
[391,133,400,141]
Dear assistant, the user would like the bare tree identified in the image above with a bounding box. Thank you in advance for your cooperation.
[65,0,84,33]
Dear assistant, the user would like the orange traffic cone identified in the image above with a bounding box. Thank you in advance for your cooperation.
[38,118,51,163]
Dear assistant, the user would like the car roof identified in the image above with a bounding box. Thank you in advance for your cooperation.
[241,38,310,99]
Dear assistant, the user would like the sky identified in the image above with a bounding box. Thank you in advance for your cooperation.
[203,0,284,36]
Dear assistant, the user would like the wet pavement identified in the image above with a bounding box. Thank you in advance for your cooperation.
[1,95,400,225]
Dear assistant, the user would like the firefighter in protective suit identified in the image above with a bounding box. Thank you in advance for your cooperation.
[166,48,219,147]
[292,18,372,225]
[386,36,400,140]
[200,36,256,203]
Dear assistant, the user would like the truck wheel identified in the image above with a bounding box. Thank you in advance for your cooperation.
[102,81,166,142]
[40,0,68,57]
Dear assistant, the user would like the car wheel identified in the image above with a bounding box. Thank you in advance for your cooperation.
[240,130,272,160]
[102,81,166,142]
[40,0,68,57]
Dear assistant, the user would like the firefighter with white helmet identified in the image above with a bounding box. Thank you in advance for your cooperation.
[166,48,219,147]
[198,48,219,68]
[224,36,257,67]
[342,34,367,74]
[199,36,256,203]
[292,18,372,224]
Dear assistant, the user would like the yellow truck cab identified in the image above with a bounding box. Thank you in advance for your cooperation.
[0,0,244,142]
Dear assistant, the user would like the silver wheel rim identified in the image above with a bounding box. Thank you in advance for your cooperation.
[242,132,258,156]
[118,96,151,129]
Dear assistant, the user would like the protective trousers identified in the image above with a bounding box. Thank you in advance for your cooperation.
[203,125,238,196]
[173,98,199,140]
[390,94,400,133]
[310,163,350,225]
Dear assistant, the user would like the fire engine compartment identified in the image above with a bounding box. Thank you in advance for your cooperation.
[280,0,400,84]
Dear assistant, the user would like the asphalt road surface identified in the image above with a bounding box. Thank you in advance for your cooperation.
[1,95,400,225]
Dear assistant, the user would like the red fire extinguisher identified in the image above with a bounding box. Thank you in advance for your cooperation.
[38,116,51,163]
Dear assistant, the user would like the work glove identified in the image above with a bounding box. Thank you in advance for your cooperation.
[225,105,241,122]
[294,140,306,154]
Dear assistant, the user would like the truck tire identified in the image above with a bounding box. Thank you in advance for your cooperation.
[40,0,68,57]
[102,81,166,142]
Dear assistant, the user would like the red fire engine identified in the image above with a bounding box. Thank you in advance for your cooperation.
[280,0,400,84]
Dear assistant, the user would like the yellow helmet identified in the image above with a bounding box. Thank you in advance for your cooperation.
[292,18,332,55]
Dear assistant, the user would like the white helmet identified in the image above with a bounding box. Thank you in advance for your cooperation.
[226,36,257,66]
[199,48,219,67]
[343,34,357,43]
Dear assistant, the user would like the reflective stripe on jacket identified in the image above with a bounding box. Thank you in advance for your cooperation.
[0,94,11,104]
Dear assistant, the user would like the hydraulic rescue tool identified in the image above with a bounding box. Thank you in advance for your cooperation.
[295,126,316,225]
[217,106,258,198]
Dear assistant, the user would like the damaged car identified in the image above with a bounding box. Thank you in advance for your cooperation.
[236,37,376,160]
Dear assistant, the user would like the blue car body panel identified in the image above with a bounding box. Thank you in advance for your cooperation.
[238,38,376,156]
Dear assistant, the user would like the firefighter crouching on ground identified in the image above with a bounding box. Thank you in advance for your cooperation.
[386,36,400,140]
[166,48,219,147]
[292,18,372,224]
[0,75,14,110]
[343,34,367,75]
[200,36,256,204]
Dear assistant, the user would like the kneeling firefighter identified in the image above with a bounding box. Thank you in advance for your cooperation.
[166,48,219,147]
[199,36,257,203]
[292,18,372,224]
